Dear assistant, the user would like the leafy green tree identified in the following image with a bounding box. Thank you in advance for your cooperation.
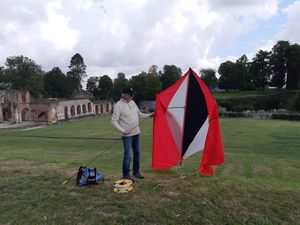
[129,72,147,103]
[218,61,236,91]
[250,50,272,89]
[86,76,100,98]
[67,53,87,91]
[44,67,71,98]
[0,66,10,90]
[113,73,128,100]
[3,55,44,97]
[270,41,290,88]
[199,68,217,91]
[98,75,113,100]
[236,55,252,90]
[148,65,159,75]
[286,44,300,90]
[144,67,161,100]
[159,65,182,90]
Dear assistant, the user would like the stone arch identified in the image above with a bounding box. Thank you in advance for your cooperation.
[71,105,75,116]
[106,103,109,112]
[37,111,48,121]
[95,105,99,114]
[2,107,12,121]
[21,108,31,121]
[100,104,103,113]
[77,105,81,115]
[64,106,69,120]
[82,104,87,114]
[88,103,92,112]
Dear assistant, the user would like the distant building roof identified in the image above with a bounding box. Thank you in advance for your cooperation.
[71,89,93,99]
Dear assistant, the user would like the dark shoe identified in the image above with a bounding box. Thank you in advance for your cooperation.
[122,175,133,180]
[133,174,144,179]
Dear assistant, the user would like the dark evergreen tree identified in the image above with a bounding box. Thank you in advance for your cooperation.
[270,41,290,88]
[286,44,300,90]
[67,53,87,91]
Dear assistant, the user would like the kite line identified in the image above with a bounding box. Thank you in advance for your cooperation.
[62,116,150,185]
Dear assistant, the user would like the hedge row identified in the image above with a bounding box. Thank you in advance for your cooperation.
[219,111,300,121]
[216,91,300,112]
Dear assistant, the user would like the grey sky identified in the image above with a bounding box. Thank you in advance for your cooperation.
[1,0,300,82]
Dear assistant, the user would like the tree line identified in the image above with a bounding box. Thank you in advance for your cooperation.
[0,53,87,98]
[0,53,182,102]
[86,64,182,102]
[0,40,299,102]
[216,40,300,91]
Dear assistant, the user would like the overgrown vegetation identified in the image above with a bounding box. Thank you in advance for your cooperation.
[0,116,299,225]
[215,90,300,112]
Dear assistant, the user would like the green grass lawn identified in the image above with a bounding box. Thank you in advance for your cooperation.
[0,116,299,225]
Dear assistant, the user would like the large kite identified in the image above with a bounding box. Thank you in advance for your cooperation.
[152,68,224,175]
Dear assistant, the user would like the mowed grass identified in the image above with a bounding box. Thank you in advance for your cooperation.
[0,116,299,225]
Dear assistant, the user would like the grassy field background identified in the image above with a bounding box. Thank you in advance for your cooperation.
[0,116,299,225]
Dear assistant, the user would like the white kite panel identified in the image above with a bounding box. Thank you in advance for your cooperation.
[166,75,189,152]
[183,117,209,159]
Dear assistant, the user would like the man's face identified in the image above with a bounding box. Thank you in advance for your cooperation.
[123,93,134,101]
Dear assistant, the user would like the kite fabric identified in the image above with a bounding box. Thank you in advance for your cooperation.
[152,68,224,175]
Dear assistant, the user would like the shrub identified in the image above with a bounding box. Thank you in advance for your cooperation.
[217,93,283,112]
[293,93,300,112]
[271,113,300,120]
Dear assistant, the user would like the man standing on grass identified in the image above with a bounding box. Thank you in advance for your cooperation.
[111,87,153,180]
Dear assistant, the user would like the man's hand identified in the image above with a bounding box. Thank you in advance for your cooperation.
[149,112,155,118]
[123,130,131,135]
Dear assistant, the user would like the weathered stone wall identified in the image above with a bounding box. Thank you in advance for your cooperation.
[0,105,3,122]
[0,90,30,123]
[93,101,113,115]
[30,103,51,122]
[55,99,95,121]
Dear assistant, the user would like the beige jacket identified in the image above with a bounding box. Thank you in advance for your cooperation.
[111,98,150,136]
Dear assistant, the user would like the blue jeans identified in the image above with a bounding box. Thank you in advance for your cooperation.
[122,134,141,177]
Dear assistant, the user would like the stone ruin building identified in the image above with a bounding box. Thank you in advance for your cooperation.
[0,90,113,124]
[0,90,31,123]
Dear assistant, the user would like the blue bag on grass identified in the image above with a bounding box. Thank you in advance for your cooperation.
[76,166,104,186]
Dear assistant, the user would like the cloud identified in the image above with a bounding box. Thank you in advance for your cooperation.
[0,0,289,80]
[277,1,300,43]
[39,0,80,51]
[0,0,78,71]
